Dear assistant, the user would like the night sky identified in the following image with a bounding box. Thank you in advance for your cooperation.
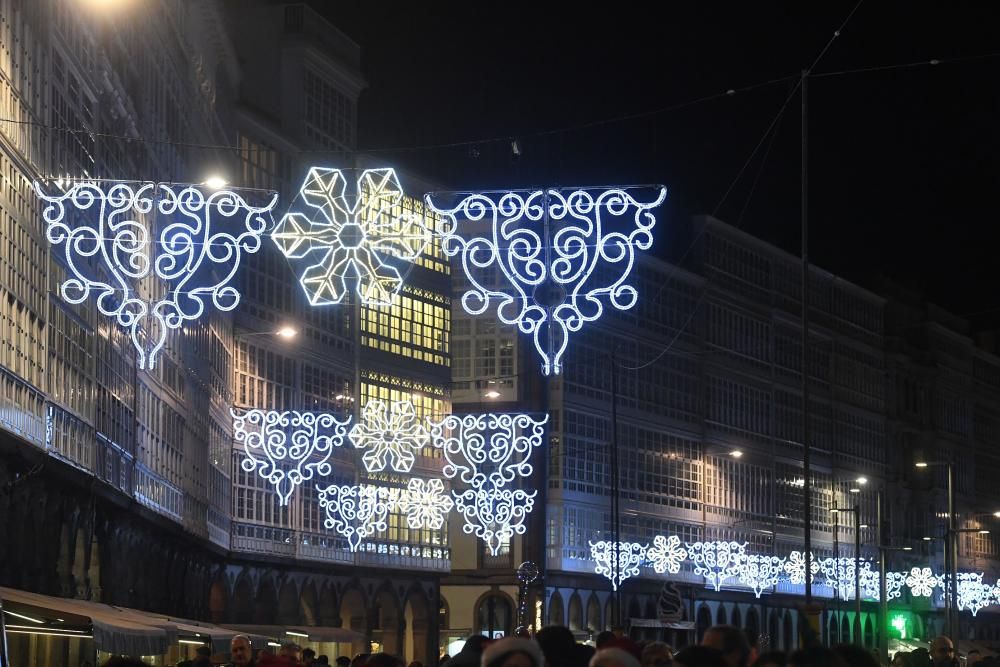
[311,1,1000,320]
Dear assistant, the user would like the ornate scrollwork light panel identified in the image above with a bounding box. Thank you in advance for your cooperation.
[36,181,277,369]
[273,168,430,307]
[317,484,399,552]
[739,555,787,598]
[232,409,351,506]
[686,541,748,592]
[952,573,994,616]
[589,541,648,591]
[349,399,430,473]
[430,412,548,555]
[785,551,821,586]
[427,185,666,375]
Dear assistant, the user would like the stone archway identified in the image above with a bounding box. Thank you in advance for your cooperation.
[586,595,601,633]
[256,577,279,625]
[300,580,319,625]
[840,615,850,645]
[783,612,795,652]
[373,585,403,657]
[604,597,619,630]
[696,605,712,642]
[549,591,565,626]
[209,576,228,624]
[745,608,760,646]
[319,583,338,626]
[731,606,742,630]
[568,592,583,631]
[716,604,727,626]
[232,574,254,624]
[340,585,368,655]
[278,578,300,625]
[403,587,431,665]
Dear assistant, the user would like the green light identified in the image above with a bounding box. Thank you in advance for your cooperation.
[891,614,907,639]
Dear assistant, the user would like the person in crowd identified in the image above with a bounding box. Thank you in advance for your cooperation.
[101,660,153,667]
[595,632,616,650]
[336,657,351,667]
[672,646,727,667]
[192,645,212,666]
[351,653,372,667]
[590,648,640,667]
[889,652,908,667]
[302,648,316,665]
[232,635,256,667]
[537,625,578,667]
[574,642,597,667]
[752,652,786,667]
[787,647,846,667]
[702,625,752,667]
[930,637,957,667]
[640,641,673,667]
[408,661,425,667]
[832,645,878,667]
[280,642,303,661]
[481,637,545,667]
[366,653,404,667]
[450,636,489,667]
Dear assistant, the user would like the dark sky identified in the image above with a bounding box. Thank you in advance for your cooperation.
[310,1,1000,319]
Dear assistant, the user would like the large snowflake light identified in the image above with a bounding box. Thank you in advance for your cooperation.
[738,555,787,598]
[785,551,821,586]
[427,185,666,375]
[273,168,429,306]
[590,541,648,591]
[686,541,747,592]
[232,409,351,505]
[430,412,547,555]
[36,180,277,369]
[647,535,687,574]
[905,567,939,598]
[398,478,454,530]
[349,399,430,473]
[317,484,398,552]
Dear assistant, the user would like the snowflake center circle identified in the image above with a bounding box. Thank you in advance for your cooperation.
[339,222,367,249]
[381,429,395,441]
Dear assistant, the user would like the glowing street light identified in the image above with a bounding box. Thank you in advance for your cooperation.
[276,326,298,339]
[730,450,743,459]
[483,390,501,399]
[203,175,228,190]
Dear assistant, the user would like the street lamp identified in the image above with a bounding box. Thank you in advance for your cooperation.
[831,505,862,645]
[914,459,956,639]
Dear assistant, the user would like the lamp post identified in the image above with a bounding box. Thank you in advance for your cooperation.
[915,459,956,638]
[831,505,862,645]
[875,487,913,661]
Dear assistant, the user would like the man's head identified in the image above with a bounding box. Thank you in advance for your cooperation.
[231,635,253,667]
[337,657,352,667]
[589,648,640,667]
[280,642,303,659]
[303,647,317,664]
[701,625,751,667]
[595,632,616,650]
[640,641,673,667]
[930,636,954,666]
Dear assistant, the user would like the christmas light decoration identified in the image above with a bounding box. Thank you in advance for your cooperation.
[953,573,993,616]
[738,555,787,598]
[430,412,547,555]
[646,535,687,574]
[905,567,939,598]
[397,478,454,530]
[317,484,398,552]
[818,557,874,601]
[784,551,821,586]
[36,180,277,369]
[232,409,351,505]
[273,168,429,307]
[859,569,906,602]
[349,399,430,473]
[589,541,648,591]
[427,186,666,375]
[686,541,747,592]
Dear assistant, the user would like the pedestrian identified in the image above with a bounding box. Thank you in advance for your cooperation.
[832,645,878,667]
[232,635,257,667]
[303,648,317,665]
[929,637,957,667]
[336,657,350,667]
[787,647,847,667]
[481,637,545,667]
[192,646,213,666]
[590,648,640,667]
[702,625,752,667]
[672,646,727,667]
[595,633,616,650]
[640,641,673,667]
[449,636,489,667]
[537,626,577,667]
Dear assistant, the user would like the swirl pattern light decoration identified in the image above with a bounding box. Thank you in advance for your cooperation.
[317,484,398,552]
[738,555,787,598]
[589,541,648,591]
[35,180,277,369]
[785,551,821,586]
[647,535,687,574]
[232,409,351,506]
[686,541,748,592]
[349,399,430,473]
[272,168,430,307]
[430,412,548,555]
[427,185,666,375]
[398,478,454,530]
[905,567,939,598]
[859,569,906,602]
[818,557,873,600]
[952,573,993,616]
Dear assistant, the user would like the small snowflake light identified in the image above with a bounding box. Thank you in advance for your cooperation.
[905,567,939,598]
[686,541,748,592]
[738,555,786,598]
[453,487,536,556]
[398,478,454,530]
[317,484,398,552]
[349,399,430,473]
[273,168,429,306]
[590,541,648,591]
[36,180,277,369]
[647,535,687,574]
[232,409,351,505]
[785,551,821,586]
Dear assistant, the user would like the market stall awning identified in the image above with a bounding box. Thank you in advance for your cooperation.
[223,623,365,644]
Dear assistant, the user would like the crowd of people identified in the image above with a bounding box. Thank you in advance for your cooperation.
[92,626,983,667]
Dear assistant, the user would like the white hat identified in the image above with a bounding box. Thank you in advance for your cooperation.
[590,648,641,667]
[481,638,545,667]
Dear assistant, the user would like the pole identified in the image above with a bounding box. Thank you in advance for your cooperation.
[878,491,888,661]
[948,462,957,640]
[0,598,9,667]
[800,68,813,606]
[854,505,861,645]
[610,346,621,628]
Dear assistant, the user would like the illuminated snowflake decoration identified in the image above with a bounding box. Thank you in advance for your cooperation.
[686,541,748,592]
[738,555,787,598]
[952,573,994,617]
[905,567,939,598]
[397,478,454,530]
[589,541,648,591]
[317,484,399,551]
[859,569,906,602]
[232,409,351,505]
[784,551,821,586]
[273,168,429,306]
[647,535,687,574]
[430,412,548,555]
[36,180,277,369]
[427,185,666,375]
[349,399,430,473]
